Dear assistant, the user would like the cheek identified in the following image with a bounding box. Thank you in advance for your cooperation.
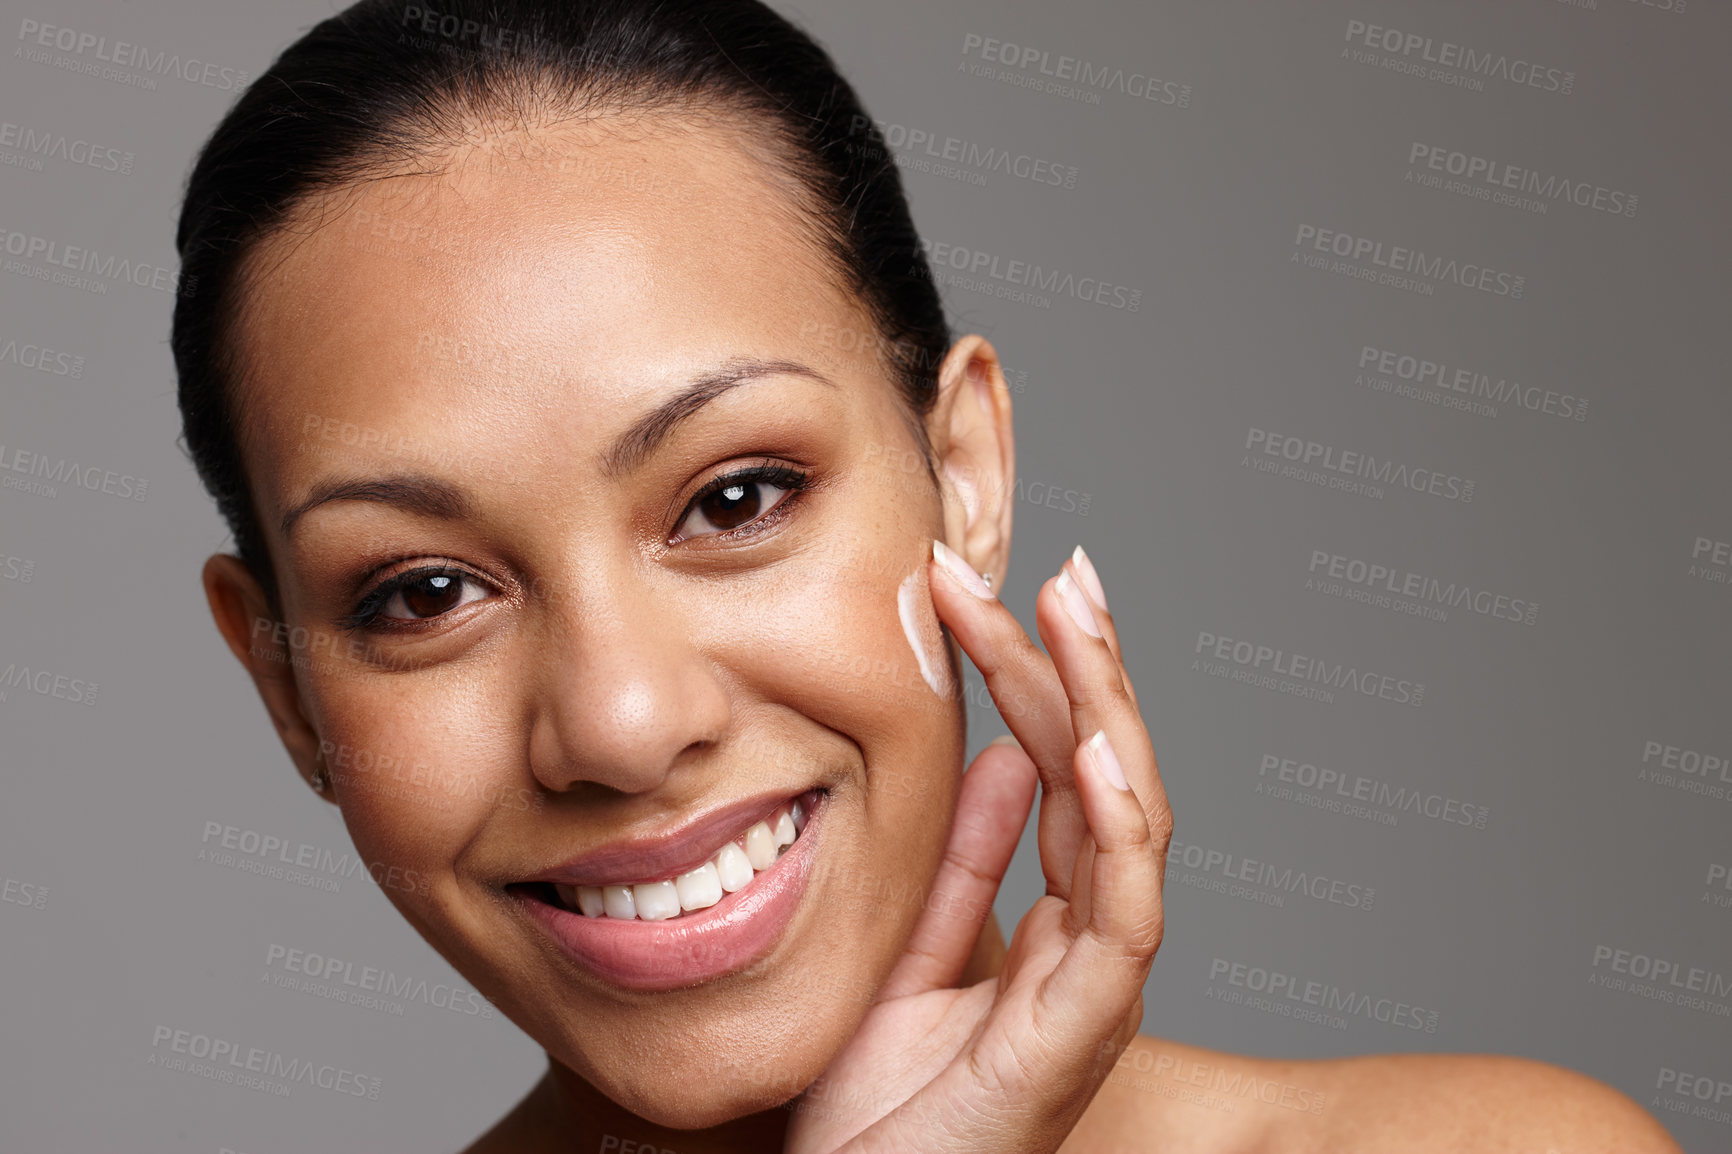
[706,552,963,884]
[714,553,960,759]
[308,682,508,903]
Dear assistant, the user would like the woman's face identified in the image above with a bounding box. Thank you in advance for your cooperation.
[216,112,1003,1127]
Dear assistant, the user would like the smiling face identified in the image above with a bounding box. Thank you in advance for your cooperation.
[207,110,1013,1127]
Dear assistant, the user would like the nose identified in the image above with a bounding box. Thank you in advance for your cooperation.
[525,573,731,795]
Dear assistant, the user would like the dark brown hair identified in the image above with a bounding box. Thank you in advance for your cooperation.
[172,0,948,603]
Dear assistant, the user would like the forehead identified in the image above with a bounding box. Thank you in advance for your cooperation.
[232,112,869,501]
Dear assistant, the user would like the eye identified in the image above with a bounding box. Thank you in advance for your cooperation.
[344,566,491,630]
[380,571,487,620]
[672,465,809,542]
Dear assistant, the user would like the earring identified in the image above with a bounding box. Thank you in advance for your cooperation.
[309,752,329,795]
[981,572,994,589]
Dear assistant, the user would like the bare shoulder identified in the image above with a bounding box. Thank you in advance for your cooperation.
[1303,1050,1685,1154]
[1066,1035,1684,1154]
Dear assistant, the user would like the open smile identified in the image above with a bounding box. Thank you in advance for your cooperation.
[511,788,826,991]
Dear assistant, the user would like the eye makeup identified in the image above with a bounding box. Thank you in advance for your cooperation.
[669,462,810,544]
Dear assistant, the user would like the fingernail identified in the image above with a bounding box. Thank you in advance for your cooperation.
[933,539,996,600]
[1071,545,1108,612]
[989,733,1020,748]
[1054,570,1102,638]
[1085,729,1129,791]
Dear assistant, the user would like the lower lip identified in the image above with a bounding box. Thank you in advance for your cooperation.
[516,792,825,992]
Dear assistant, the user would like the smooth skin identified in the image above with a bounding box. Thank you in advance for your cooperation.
[199,108,1681,1153]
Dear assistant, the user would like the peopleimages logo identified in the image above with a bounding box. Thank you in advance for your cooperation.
[1207,957,1440,1032]
[1293,224,1525,298]
[848,114,1079,190]
[1193,629,1425,707]
[959,32,1192,108]
[0,660,98,706]
[0,225,185,295]
[918,237,1142,312]
[1653,1067,1732,1129]
[1689,535,1731,588]
[264,943,496,1018]
[1406,143,1636,219]
[1167,838,1376,911]
[1341,19,1575,95]
[198,820,432,897]
[148,1025,381,1100]
[1589,945,1732,1016]
[0,442,147,501]
[1244,427,1475,504]
[0,334,84,378]
[0,119,133,175]
[15,19,252,91]
[1356,345,1586,422]
[1257,752,1491,831]
[1638,738,1732,797]
[1704,863,1732,910]
[1307,549,1537,626]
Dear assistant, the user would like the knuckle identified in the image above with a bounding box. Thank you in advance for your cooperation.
[973,610,1042,675]
[1147,805,1175,845]
[1065,659,1129,709]
[1124,905,1166,960]
[940,845,1001,891]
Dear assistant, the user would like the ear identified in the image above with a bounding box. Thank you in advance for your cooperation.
[202,554,333,802]
[927,334,1015,593]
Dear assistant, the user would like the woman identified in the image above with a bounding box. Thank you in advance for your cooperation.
[173,0,1681,1149]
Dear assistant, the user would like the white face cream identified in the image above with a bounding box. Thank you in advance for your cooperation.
[898,569,952,698]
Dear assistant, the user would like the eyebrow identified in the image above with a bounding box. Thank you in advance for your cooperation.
[280,474,470,537]
[279,357,834,535]
[600,357,835,478]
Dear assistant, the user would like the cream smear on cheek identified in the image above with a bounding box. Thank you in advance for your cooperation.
[897,568,952,697]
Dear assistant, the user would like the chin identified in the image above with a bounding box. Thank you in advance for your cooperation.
[553,963,874,1130]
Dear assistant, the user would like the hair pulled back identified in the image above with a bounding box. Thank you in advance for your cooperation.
[172,0,948,598]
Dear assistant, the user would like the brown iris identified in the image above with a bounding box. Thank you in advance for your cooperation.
[398,573,464,618]
[696,481,763,531]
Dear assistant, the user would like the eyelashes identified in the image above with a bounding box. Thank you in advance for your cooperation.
[338,462,813,632]
[338,563,491,632]
[670,463,809,543]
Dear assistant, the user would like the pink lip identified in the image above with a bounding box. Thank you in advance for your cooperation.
[527,789,808,887]
[515,790,825,991]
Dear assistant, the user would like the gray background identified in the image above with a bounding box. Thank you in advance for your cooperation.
[2,0,1728,1150]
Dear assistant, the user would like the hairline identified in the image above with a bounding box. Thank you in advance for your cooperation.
[216,99,926,611]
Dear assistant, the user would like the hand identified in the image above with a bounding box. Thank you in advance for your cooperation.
[783,543,1173,1153]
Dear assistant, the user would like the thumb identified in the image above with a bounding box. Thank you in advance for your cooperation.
[877,738,1037,999]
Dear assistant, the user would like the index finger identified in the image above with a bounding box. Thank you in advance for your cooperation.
[929,541,1090,898]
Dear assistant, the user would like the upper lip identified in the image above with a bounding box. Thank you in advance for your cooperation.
[521,789,812,888]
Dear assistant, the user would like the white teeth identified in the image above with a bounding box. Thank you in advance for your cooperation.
[561,799,813,920]
[714,843,754,892]
[744,821,778,870]
[676,861,723,911]
[602,885,637,920]
[633,879,681,921]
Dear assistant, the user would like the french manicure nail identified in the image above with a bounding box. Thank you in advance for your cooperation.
[932,539,996,600]
[1071,545,1108,612]
[1085,729,1130,791]
[1054,570,1102,638]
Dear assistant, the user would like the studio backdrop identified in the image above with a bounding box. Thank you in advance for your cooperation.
[1,0,1727,1150]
